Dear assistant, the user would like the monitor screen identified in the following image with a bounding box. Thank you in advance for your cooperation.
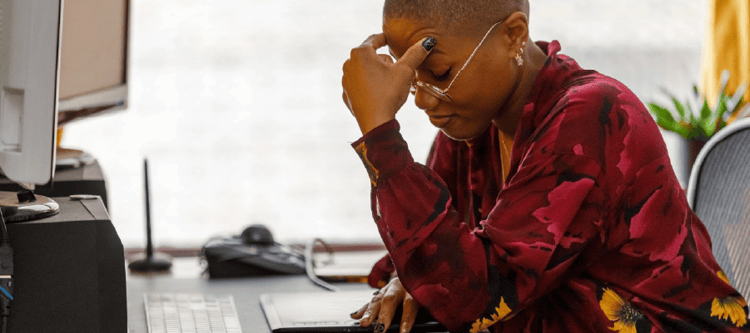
[57,0,129,126]
[0,0,62,187]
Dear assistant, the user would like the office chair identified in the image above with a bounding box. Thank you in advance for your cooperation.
[687,117,750,302]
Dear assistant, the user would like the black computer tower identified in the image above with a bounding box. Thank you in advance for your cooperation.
[5,197,126,333]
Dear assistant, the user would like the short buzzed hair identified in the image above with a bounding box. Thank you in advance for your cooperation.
[383,0,530,36]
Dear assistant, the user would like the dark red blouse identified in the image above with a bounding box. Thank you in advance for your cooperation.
[352,41,749,333]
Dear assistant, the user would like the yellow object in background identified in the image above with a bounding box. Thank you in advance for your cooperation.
[701,0,750,114]
[56,127,64,147]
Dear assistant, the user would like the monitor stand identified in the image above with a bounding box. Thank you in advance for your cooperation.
[0,148,109,209]
[0,191,59,223]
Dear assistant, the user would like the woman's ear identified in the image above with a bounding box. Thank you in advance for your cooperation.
[502,12,529,52]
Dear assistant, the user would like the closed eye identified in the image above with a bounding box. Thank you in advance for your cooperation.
[434,68,451,81]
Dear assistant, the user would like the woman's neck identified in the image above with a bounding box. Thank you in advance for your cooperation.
[493,39,548,138]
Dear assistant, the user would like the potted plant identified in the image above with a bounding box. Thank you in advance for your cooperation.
[648,70,749,169]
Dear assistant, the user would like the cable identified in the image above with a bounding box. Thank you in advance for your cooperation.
[304,238,339,292]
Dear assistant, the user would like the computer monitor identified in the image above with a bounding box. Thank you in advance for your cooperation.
[1,0,129,184]
[0,0,128,221]
[0,0,63,188]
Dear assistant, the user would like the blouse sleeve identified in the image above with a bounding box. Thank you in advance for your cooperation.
[352,120,604,333]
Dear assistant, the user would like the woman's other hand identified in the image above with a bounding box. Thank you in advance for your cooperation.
[350,277,420,333]
[342,33,434,135]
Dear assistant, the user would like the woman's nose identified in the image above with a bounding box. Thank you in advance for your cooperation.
[413,89,440,111]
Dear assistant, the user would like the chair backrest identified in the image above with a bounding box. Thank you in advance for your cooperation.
[687,117,750,301]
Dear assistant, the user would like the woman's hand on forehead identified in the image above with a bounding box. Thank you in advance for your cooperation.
[342,33,435,135]
[361,33,433,72]
[360,33,388,50]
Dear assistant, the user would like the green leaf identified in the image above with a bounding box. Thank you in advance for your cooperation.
[648,103,676,124]
[700,118,714,138]
[700,98,711,119]
[649,103,689,138]
[686,126,703,141]
[717,94,729,118]
[672,121,691,139]
[684,99,696,123]
[671,97,686,119]
[656,87,686,120]
[701,98,725,138]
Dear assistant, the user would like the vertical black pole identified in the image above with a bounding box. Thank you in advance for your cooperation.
[128,158,171,272]
[144,159,153,258]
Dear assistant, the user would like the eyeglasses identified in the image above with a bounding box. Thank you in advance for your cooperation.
[410,19,506,102]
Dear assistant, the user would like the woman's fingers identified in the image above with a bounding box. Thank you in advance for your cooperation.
[360,33,387,50]
[350,302,368,319]
[399,293,419,333]
[379,54,395,64]
[350,279,419,333]
[374,278,409,333]
[359,292,383,327]
[394,37,434,78]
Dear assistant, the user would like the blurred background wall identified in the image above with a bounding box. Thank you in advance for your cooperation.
[61,0,706,247]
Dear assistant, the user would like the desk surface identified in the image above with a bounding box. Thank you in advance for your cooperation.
[126,258,371,333]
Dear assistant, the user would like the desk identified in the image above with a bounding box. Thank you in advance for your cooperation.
[126,259,371,333]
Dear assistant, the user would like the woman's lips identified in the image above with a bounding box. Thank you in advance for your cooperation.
[428,115,455,128]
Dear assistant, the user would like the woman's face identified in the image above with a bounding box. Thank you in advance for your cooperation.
[384,17,521,140]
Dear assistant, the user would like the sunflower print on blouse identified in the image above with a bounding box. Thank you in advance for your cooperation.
[470,297,513,333]
[599,288,647,333]
[711,271,748,328]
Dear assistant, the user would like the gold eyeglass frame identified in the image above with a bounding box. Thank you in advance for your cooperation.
[410,19,507,102]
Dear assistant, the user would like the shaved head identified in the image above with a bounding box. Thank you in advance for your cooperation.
[383,0,530,36]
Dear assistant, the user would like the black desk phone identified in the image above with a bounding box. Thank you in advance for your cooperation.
[201,224,306,278]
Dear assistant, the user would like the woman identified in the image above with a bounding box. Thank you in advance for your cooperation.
[341,0,749,332]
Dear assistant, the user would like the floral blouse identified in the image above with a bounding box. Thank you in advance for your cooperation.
[351,41,749,333]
